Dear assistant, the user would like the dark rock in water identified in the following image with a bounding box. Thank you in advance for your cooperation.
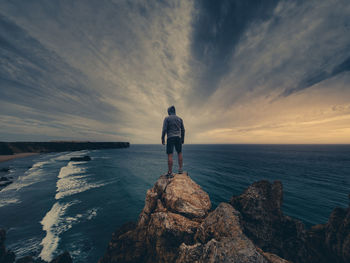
[0,167,10,173]
[0,228,16,263]
[16,256,35,263]
[0,176,10,181]
[70,155,91,162]
[0,180,13,189]
[49,251,72,263]
[99,174,288,263]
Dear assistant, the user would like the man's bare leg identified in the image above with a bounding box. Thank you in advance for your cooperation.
[178,152,183,172]
[168,154,173,174]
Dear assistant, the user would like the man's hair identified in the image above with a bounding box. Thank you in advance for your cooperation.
[167,105,176,115]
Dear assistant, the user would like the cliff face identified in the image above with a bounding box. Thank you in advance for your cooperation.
[99,173,289,263]
[0,229,15,263]
[230,181,307,262]
[230,180,350,263]
[0,142,129,155]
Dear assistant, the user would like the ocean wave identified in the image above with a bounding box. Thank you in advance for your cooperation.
[55,162,105,200]
[9,237,42,258]
[0,197,20,208]
[39,201,99,261]
[39,201,77,261]
[0,160,51,194]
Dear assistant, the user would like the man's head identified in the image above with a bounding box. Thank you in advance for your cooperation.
[167,105,176,115]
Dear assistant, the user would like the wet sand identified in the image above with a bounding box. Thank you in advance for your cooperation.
[0,153,39,163]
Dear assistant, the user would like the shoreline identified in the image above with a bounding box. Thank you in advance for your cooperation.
[0,153,39,163]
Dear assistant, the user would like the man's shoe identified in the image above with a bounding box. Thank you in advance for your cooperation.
[178,169,183,174]
[166,172,174,178]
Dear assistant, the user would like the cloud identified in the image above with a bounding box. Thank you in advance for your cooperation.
[0,0,349,143]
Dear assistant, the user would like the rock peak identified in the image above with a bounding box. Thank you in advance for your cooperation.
[100,174,289,263]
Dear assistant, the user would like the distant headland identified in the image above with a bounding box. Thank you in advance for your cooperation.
[0,141,130,162]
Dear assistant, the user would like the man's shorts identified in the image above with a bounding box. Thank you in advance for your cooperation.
[166,136,182,154]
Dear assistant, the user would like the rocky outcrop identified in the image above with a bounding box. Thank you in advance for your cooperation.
[0,229,15,263]
[305,206,350,263]
[230,180,350,263]
[70,156,91,162]
[100,174,289,263]
[0,141,129,155]
[0,176,13,190]
[99,173,211,263]
[49,251,72,263]
[176,203,287,263]
[230,180,307,262]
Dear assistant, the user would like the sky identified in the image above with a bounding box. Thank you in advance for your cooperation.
[0,0,349,144]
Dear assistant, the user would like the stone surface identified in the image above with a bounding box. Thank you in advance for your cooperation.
[177,203,273,263]
[230,180,350,263]
[100,175,289,263]
[230,180,307,262]
[49,252,72,263]
[0,228,15,263]
[100,173,211,263]
[305,205,350,263]
[16,256,35,263]
[70,155,91,162]
[163,174,211,219]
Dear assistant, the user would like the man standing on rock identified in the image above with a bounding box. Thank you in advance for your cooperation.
[161,105,185,177]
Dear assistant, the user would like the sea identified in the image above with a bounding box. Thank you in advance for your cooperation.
[0,144,349,262]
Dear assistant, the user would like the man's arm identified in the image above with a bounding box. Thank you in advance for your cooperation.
[181,119,185,144]
[161,118,167,145]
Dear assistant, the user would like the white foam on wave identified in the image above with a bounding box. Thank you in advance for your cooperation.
[39,201,77,261]
[39,201,99,261]
[55,162,105,200]
[0,197,20,207]
[10,237,42,258]
[0,159,53,207]
[3,161,50,192]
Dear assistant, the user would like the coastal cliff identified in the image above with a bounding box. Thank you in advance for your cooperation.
[100,173,350,263]
[0,142,130,155]
[99,173,289,263]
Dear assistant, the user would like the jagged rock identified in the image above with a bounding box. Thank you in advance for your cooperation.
[230,180,350,263]
[0,180,13,189]
[49,251,72,263]
[162,174,211,219]
[230,180,307,262]
[0,168,10,173]
[100,175,289,263]
[16,256,34,263]
[70,155,91,162]
[0,176,10,181]
[0,229,16,263]
[99,173,211,263]
[177,203,270,263]
[305,205,350,263]
[256,248,290,263]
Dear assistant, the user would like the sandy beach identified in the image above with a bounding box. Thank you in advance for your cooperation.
[0,153,39,163]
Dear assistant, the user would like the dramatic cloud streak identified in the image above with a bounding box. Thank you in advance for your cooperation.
[0,0,349,143]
